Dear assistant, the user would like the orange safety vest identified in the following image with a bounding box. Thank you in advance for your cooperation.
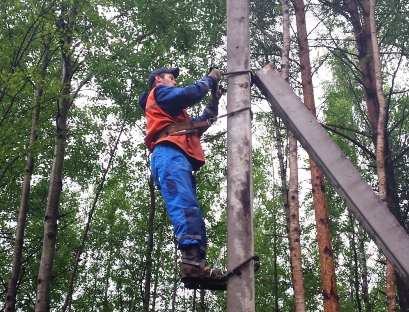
[144,87,205,169]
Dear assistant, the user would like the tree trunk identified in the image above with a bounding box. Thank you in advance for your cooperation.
[171,241,178,312]
[289,132,307,312]
[143,175,156,312]
[281,0,306,310]
[151,273,158,312]
[343,0,409,309]
[346,0,379,141]
[271,108,307,311]
[192,290,197,312]
[6,47,49,312]
[349,214,362,312]
[273,214,279,311]
[386,261,396,311]
[272,101,289,234]
[272,111,288,309]
[368,1,396,310]
[35,4,74,311]
[291,0,339,310]
[34,82,70,312]
[200,289,205,312]
[102,256,112,312]
[266,2,295,309]
[358,226,370,312]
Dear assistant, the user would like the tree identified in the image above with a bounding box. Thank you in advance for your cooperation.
[4,0,409,310]
[281,0,307,310]
[5,44,50,312]
[314,0,409,309]
[291,0,339,310]
[142,174,156,312]
[2,0,228,310]
[368,1,396,310]
[35,1,81,309]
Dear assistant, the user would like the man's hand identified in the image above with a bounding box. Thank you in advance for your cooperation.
[208,68,221,82]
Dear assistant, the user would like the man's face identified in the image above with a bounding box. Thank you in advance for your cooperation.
[156,73,176,87]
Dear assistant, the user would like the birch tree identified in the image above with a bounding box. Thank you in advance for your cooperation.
[281,0,306,310]
[5,44,50,312]
[35,2,78,309]
[368,1,396,310]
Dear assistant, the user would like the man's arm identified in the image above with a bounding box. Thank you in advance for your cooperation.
[192,86,222,122]
[192,87,222,136]
[155,76,216,115]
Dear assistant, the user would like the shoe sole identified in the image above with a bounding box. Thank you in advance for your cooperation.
[181,276,227,291]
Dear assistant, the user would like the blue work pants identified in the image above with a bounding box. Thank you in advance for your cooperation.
[150,144,207,253]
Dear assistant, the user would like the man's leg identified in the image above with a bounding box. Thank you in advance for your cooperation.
[190,173,207,254]
[151,145,205,249]
[151,145,226,290]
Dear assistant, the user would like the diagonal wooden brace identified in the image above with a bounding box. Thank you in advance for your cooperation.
[254,64,409,286]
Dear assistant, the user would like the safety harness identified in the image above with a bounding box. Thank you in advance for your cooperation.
[155,118,215,140]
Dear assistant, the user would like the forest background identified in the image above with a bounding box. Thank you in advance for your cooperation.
[1,0,409,311]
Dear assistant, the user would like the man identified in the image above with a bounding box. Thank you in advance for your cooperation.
[139,67,226,290]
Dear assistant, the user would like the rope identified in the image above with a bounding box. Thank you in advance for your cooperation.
[224,254,259,279]
[213,245,226,269]
[210,107,251,123]
[222,70,253,77]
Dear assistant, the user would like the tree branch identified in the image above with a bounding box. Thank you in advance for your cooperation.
[322,123,375,160]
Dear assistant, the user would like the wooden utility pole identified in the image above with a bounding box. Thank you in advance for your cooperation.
[226,0,255,311]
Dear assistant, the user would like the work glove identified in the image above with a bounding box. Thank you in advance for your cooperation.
[208,68,221,83]
[204,85,223,117]
[208,68,222,104]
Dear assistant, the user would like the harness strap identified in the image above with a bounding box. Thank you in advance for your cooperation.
[155,119,213,140]
[182,259,202,267]
[177,234,202,240]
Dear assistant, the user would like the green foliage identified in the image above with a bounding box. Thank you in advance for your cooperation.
[250,0,283,69]
[1,0,228,310]
[2,0,409,311]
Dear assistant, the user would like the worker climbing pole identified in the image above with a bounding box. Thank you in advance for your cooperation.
[226,0,256,310]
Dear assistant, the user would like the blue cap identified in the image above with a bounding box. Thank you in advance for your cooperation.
[148,67,180,88]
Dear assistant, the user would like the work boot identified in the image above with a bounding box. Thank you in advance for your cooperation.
[180,245,226,291]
